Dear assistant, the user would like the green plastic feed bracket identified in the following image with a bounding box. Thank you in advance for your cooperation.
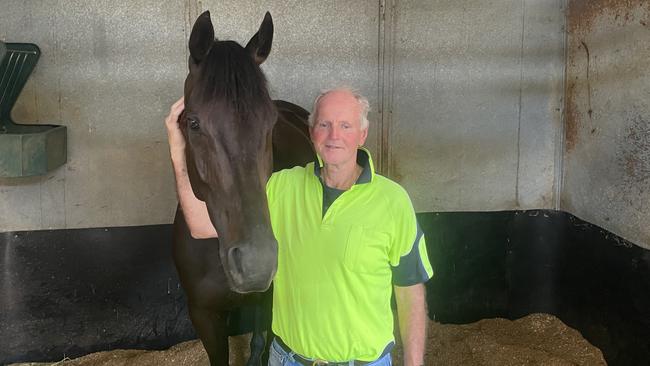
[0,42,67,177]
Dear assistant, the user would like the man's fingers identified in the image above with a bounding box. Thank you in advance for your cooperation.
[171,96,185,112]
[166,97,185,126]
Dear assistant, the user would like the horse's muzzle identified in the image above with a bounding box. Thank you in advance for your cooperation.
[224,239,277,293]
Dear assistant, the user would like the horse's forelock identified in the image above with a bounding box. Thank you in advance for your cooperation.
[196,41,274,122]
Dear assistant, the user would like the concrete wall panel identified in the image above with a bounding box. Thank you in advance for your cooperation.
[563,0,650,248]
[0,1,572,232]
[1,1,187,231]
[518,0,566,209]
[197,0,382,155]
[0,1,380,231]
[390,0,565,212]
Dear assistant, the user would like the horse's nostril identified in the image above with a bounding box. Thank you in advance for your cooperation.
[226,242,277,293]
[229,246,245,277]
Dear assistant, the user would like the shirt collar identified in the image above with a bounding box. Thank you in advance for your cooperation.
[313,147,375,185]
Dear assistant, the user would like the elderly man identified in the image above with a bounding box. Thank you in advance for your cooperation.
[165,87,432,366]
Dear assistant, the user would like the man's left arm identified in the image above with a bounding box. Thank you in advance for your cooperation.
[389,188,433,366]
[394,283,427,366]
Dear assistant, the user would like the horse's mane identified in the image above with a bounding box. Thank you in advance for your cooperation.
[198,40,275,121]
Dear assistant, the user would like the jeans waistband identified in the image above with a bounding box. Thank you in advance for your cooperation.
[274,337,373,366]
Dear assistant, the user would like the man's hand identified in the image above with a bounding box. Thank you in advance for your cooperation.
[165,97,218,239]
[165,97,186,164]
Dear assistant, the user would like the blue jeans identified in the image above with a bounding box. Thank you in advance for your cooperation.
[268,338,392,366]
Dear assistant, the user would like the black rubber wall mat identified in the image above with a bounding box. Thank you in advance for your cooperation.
[420,210,650,366]
[0,225,195,364]
[1,211,649,365]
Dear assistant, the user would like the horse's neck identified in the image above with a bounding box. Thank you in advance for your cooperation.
[273,100,310,139]
[271,100,316,171]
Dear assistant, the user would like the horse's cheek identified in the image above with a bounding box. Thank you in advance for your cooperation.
[195,155,210,183]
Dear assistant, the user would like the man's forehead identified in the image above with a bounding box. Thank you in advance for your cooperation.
[317,92,360,116]
[320,89,357,104]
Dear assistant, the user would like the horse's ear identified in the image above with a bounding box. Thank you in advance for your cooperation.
[245,12,273,65]
[189,11,215,63]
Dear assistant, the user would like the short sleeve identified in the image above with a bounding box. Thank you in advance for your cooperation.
[389,192,434,286]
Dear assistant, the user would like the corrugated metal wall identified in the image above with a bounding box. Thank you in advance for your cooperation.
[0,0,382,231]
[1,1,568,232]
[563,0,650,249]
[388,0,565,212]
[1,1,187,230]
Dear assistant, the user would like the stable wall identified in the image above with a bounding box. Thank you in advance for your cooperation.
[0,0,381,232]
[0,1,187,230]
[3,211,648,365]
[0,0,564,232]
[563,1,650,249]
[2,2,650,365]
[389,0,565,211]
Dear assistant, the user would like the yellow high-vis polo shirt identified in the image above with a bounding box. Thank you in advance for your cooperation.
[266,148,433,362]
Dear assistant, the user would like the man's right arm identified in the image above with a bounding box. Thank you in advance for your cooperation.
[165,97,218,239]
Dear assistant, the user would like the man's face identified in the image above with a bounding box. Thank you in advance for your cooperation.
[309,90,368,167]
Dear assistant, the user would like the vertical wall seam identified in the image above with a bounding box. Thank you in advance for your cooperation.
[555,0,568,211]
[377,0,391,176]
[184,0,190,62]
[378,0,396,178]
[39,175,43,229]
[184,0,188,62]
[386,0,396,179]
[56,0,67,229]
[39,5,46,230]
[516,0,526,208]
[377,0,385,174]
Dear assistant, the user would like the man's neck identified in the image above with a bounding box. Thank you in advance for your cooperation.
[321,161,362,190]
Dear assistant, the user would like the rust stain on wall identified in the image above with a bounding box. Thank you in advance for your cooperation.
[620,115,650,186]
[564,79,580,153]
[565,0,650,154]
[568,0,650,34]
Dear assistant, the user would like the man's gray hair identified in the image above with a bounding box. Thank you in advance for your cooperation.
[307,86,371,129]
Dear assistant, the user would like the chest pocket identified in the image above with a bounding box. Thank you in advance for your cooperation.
[344,226,391,274]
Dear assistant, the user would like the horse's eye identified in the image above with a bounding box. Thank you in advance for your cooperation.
[188,117,200,130]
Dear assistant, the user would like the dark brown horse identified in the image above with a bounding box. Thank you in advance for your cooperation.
[172,11,314,366]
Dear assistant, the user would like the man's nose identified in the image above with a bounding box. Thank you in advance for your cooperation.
[329,125,341,139]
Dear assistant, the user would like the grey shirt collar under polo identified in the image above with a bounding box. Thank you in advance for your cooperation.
[313,149,372,185]
[315,149,372,216]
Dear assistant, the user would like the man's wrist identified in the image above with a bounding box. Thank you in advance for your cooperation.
[170,150,187,166]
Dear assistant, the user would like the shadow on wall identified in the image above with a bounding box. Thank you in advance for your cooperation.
[420,210,650,366]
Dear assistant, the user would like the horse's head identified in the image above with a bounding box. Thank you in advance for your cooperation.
[181,11,278,293]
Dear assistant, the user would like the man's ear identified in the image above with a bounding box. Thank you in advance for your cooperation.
[245,12,273,65]
[359,126,369,146]
[189,11,215,63]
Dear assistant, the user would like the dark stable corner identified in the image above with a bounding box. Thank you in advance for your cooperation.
[420,210,650,366]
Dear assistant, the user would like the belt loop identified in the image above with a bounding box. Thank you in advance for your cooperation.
[287,350,297,364]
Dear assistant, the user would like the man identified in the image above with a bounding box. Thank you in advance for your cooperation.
[165,87,433,366]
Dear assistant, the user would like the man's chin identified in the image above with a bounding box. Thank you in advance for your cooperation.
[319,149,356,166]
[321,156,348,167]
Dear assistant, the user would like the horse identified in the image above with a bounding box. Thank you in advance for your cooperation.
[171,11,315,366]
